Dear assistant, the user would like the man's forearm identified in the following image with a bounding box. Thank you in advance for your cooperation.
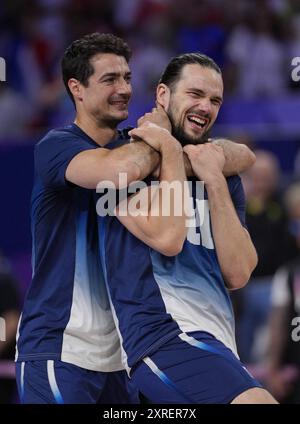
[148,142,188,245]
[183,152,194,177]
[128,140,160,181]
[212,139,255,176]
[116,134,188,256]
[183,140,255,178]
[67,139,161,189]
[206,174,257,289]
[115,140,160,186]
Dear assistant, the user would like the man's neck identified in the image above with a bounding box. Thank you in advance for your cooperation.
[74,115,118,147]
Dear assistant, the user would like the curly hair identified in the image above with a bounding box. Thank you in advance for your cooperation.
[61,33,132,105]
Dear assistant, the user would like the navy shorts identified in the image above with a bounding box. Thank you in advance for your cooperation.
[15,360,139,404]
[131,331,262,404]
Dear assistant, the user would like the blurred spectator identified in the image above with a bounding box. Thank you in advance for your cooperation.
[225,1,287,97]
[293,146,300,179]
[171,0,227,66]
[0,253,20,404]
[243,150,296,277]
[266,181,300,403]
[0,84,31,138]
[235,150,297,363]
[114,0,143,30]
[1,0,300,135]
[129,19,174,103]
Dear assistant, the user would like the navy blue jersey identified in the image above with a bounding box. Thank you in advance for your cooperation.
[100,176,246,371]
[16,123,128,372]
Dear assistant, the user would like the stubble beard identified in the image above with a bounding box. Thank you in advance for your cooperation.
[93,109,127,131]
[168,110,210,147]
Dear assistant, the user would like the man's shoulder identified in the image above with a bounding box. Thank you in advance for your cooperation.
[36,124,80,148]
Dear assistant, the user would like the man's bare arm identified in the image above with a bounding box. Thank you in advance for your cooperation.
[136,106,256,178]
[212,138,256,176]
[66,141,160,189]
[184,143,258,289]
[184,139,255,178]
[116,123,188,257]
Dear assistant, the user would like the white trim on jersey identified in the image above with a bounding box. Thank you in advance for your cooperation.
[143,356,160,374]
[20,361,25,401]
[99,217,130,374]
[60,211,123,373]
[47,360,64,404]
[14,312,22,361]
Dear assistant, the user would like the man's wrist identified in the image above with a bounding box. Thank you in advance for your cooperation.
[203,172,226,189]
[183,153,194,177]
[130,139,161,176]
[160,137,182,156]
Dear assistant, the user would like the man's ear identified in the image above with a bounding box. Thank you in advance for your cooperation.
[156,83,170,110]
[68,78,83,103]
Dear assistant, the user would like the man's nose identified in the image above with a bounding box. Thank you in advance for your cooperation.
[197,97,212,115]
[117,78,132,95]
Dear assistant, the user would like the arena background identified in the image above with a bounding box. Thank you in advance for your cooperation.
[0,0,300,404]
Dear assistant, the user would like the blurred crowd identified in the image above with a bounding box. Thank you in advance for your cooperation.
[1,0,300,403]
[236,150,300,403]
[0,0,300,137]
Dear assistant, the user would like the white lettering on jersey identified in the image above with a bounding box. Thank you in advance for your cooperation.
[186,198,214,249]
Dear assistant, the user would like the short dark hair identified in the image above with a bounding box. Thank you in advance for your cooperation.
[61,33,132,105]
[159,53,221,90]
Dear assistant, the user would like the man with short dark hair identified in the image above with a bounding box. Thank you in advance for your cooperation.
[15,32,156,405]
[15,33,255,404]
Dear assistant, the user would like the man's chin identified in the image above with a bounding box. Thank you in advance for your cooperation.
[108,113,128,125]
[171,124,209,146]
[180,134,209,146]
[113,108,128,118]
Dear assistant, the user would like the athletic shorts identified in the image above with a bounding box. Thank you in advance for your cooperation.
[131,331,262,404]
[15,360,139,404]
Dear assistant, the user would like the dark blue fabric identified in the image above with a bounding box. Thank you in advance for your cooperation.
[100,175,246,369]
[131,331,262,404]
[15,360,138,404]
[99,215,181,368]
[16,124,128,362]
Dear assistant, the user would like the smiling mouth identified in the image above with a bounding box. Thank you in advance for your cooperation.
[187,114,209,129]
[111,101,128,106]
[110,101,129,112]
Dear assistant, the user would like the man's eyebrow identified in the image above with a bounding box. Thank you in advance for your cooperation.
[99,71,131,80]
[187,87,205,94]
[212,95,223,103]
[187,88,223,102]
